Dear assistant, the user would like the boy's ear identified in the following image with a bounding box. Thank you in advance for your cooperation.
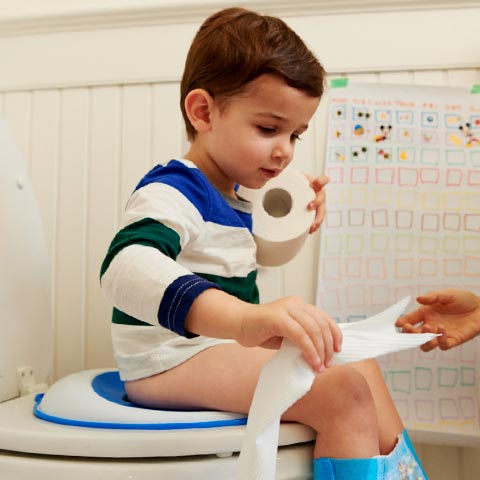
[184,89,214,135]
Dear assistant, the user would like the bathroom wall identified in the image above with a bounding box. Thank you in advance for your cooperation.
[1,1,480,477]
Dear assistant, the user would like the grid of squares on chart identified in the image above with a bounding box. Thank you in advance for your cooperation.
[318,90,480,315]
[316,85,480,433]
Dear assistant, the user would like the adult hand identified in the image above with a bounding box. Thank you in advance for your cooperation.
[396,289,480,351]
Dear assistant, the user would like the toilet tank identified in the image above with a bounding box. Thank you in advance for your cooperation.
[0,118,52,402]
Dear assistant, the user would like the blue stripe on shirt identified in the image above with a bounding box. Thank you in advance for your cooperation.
[134,160,252,232]
[159,274,221,338]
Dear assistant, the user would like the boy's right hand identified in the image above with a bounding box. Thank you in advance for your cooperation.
[236,296,342,373]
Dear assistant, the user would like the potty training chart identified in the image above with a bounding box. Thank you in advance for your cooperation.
[316,82,480,438]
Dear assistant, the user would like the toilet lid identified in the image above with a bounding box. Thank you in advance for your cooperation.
[0,369,316,458]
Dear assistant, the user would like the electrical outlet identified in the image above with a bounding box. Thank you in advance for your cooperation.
[17,366,35,396]
[16,366,48,396]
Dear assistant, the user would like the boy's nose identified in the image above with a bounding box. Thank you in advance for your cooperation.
[272,140,293,162]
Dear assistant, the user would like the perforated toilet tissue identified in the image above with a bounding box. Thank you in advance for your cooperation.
[235,297,438,480]
[237,169,315,267]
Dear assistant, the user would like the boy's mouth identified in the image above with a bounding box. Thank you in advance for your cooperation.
[260,168,281,178]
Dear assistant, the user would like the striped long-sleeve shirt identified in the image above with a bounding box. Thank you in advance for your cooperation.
[100,158,259,380]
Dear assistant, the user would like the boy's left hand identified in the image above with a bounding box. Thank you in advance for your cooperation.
[305,174,329,234]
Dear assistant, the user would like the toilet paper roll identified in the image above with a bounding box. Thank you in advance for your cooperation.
[237,169,315,267]
[235,297,439,480]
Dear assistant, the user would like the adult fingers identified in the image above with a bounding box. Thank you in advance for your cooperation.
[436,326,456,350]
[416,290,449,306]
[420,337,439,352]
[396,309,425,328]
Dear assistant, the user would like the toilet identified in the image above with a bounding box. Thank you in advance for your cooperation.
[0,118,316,479]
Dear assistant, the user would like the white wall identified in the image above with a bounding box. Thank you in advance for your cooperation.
[1,1,480,478]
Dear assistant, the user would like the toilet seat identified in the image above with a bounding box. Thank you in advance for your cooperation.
[0,369,315,459]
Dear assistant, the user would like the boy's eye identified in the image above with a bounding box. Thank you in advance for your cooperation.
[257,126,302,141]
[257,126,276,134]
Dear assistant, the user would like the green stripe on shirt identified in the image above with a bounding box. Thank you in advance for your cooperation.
[199,270,259,304]
[100,218,181,278]
[112,308,151,326]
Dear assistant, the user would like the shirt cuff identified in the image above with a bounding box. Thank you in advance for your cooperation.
[158,274,221,338]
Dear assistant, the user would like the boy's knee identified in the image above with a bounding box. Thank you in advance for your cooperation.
[295,366,376,429]
[329,367,375,413]
[319,368,377,436]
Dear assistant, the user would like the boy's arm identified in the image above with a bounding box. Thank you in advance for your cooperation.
[185,288,342,373]
[101,243,220,336]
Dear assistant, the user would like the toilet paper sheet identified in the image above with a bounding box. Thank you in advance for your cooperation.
[235,297,438,480]
[237,169,315,267]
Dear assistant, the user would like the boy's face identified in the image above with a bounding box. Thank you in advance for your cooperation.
[203,74,320,194]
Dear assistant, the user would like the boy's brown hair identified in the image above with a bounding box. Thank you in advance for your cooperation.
[180,7,326,140]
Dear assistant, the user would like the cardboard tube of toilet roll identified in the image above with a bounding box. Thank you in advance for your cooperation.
[237,169,315,267]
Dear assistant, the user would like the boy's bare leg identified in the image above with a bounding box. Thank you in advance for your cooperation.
[349,359,404,454]
[125,343,380,459]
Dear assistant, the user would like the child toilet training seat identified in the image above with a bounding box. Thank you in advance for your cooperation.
[34,369,249,431]
[0,369,315,459]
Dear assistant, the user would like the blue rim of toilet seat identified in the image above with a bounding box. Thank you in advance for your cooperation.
[33,371,248,430]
